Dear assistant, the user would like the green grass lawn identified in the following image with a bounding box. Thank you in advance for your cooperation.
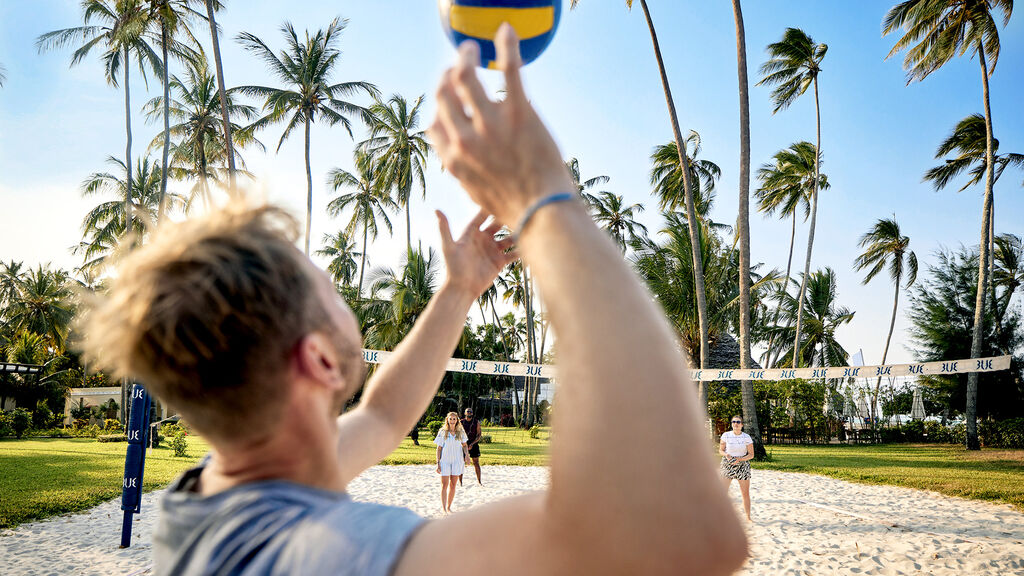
[381,426,550,466]
[0,436,210,529]
[755,444,1024,511]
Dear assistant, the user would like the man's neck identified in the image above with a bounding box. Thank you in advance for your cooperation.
[197,402,343,496]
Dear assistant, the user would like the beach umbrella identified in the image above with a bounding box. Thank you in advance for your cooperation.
[911,386,926,420]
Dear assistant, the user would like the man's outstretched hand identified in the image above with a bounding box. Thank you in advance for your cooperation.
[429,24,575,230]
[437,209,517,299]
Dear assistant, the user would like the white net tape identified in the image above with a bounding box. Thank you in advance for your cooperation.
[361,349,1012,382]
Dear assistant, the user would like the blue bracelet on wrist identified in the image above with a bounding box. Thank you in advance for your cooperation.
[514,192,575,240]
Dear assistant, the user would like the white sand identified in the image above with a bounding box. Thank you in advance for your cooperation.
[2,465,1022,575]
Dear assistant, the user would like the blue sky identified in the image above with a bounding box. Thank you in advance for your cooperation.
[1,0,1022,366]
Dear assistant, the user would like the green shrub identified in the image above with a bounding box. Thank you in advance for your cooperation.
[427,420,444,437]
[69,399,92,421]
[878,427,904,443]
[170,431,189,457]
[71,424,101,438]
[11,408,32,439]
[0,412,13,437]
[529,425,541,439]
[479,418,491,427]
[103,419,123,433]
[980,418,1024,449]
[97,434,127,443]
[32,401,54,430]
[479,435,492,444]
[151,433,165,448]
[101,399,119,420]
[903,420,925,442]
[161,423,184,437]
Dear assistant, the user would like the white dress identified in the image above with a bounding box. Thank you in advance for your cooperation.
[434,429,468,476]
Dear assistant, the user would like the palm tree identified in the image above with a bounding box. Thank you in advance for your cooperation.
[237,18,378,254]
[315,231,360,288]
[884,0,1014,450]
[0,261,25,314]
[566,157,610,208]
[326,150,398,297]
[757,27,828,369]
[37,0,163,248]
[590,192,648,253]
[992,233,1024,351]
[359,94,430,255]
[78,156,185,271]
[570,0,712,380]
[147,0,202,220]
[763,268,854,369]
[361,247,441,351]
[650,132,722,216]
[202,0,237,190]
[730,0,764,459]
[143,53,262,210]
[4,267,75,353]
[755,142,828,289]
[632,213,781,370]
[924,114,1023,321]
[854,217,918,422]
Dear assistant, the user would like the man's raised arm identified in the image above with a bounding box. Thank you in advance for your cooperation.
[396,27,746,576]
[335,212,515,484]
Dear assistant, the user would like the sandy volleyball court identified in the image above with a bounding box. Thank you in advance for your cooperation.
[1,465,1022,575]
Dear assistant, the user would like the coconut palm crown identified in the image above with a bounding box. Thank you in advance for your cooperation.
[237,17,379,254]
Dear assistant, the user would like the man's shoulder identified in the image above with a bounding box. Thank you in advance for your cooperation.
[155,477,424,576]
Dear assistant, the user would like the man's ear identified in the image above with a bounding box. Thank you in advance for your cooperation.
[295,332,345,391]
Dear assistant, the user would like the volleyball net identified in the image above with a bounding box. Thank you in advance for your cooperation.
[361,349,1012,382]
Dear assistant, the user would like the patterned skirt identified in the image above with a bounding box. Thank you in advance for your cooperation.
[720,457,751,480]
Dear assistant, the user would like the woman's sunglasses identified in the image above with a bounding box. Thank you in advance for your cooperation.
[731,420,743,424]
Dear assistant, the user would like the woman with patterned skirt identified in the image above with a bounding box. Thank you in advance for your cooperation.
[719,415,754,521]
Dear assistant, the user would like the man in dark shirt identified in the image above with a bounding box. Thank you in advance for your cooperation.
[460,408,483,485]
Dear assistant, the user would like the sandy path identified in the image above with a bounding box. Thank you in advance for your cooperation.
[2,466,1022,575]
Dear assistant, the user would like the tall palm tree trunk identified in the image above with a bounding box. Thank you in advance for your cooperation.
[491,305,520,421]
[732,0,765,458]
[872,273,901,419]
[792,77,821,368]
[785,213,796,288]
[157,24,171,221]
[405,203,412,257]
[358,222,369,297]
[966,44,996,451]
[303,117,313,255]
[205,0,236,192]
[122,44,134,422]
[637,0,710,409]
[522,268,537,426]
[765,214,799,370]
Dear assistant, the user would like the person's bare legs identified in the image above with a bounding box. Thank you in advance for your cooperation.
[440,476,450,514]
[472,457,481,484]
[738,479,751,521]
[721,476,732,491]
[459,474,463,486]
[447,476,458,511]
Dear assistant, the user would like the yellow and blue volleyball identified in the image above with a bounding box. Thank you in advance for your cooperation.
[439,0,562,69]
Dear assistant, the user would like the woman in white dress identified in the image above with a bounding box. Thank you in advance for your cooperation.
[435,411,470,514]
[719,414,754,521]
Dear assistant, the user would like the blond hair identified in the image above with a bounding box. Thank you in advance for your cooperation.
[79,204,331,439]
[442,411,466,438]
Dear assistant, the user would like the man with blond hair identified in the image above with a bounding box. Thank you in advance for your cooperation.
[83,27,745,576]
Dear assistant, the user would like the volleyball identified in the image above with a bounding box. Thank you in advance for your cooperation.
[438,0,562,69]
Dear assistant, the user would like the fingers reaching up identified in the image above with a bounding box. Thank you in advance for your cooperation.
[429,25,575,229]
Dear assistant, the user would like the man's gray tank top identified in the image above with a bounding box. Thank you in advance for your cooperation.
[153,464,424,575]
